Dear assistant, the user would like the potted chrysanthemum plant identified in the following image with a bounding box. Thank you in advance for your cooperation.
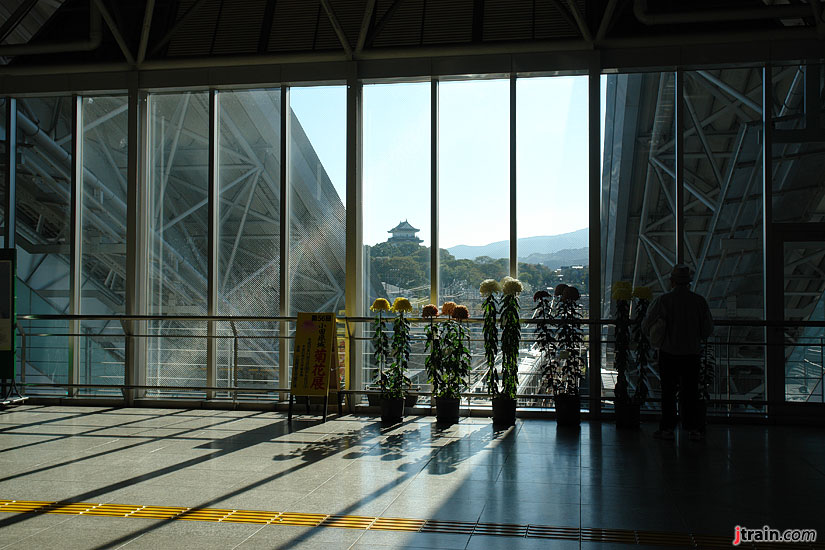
[628,286,652,416]
[551,284,586,426]
[369,298,391,407]
[421,304,441,409]
[479,279,501,419]
[379,296,412,422]
[491,276,523,426]
[612,282,644,429]
[431,302,470,425]
[533,288,556,405]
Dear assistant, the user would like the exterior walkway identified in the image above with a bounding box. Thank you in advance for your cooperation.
[0,406,822,549]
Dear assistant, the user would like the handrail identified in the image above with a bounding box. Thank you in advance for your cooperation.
[15,381,773,407]
[17,313,825,328]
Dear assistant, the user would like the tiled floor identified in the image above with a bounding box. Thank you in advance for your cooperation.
[0,405,823,549]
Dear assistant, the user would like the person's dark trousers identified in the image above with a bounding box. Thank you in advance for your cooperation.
[658,351,701,431]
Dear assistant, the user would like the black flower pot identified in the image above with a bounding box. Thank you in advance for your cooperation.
[405,394,418,410]
[555,394,581,427]
[380,397,404,423]
[367,393,381,407]
[615,400,640,430]
[435,397,460,425]
[492,397,517,427]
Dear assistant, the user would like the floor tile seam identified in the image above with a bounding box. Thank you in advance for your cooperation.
[0,511,76,550]
[229,524,269,550]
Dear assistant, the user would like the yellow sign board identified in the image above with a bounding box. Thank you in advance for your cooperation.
[291,312,340,397]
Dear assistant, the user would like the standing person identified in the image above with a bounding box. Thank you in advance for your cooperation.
[642,264,713,441]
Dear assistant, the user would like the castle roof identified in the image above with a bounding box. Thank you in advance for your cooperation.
[388,220,419,233]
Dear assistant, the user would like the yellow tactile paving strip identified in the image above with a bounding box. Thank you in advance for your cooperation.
[1,499,823,549]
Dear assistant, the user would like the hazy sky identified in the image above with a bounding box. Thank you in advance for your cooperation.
[290,77,604,249]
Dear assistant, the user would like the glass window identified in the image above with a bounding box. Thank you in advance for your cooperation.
[438,79,510,314]
[784,242,825,403]
[363,81,431,396]
[14,97,73,391]
[288,86,347,391]
[0,99,5,249]
[683,68,765,410]
[439,78,509,404]
[80,95,129,391]
[517,75,589,406]
[771,62,825,224]
[288,86,346,316]
[217,89,282,390]
[147,92,210,392]
[601,72,676,411]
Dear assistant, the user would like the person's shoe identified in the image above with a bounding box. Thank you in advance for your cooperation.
[689,430,705,441]
[653,429,675,440]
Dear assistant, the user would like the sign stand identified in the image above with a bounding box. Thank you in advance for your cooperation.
[0,249,25,407]
[288,312,343,422]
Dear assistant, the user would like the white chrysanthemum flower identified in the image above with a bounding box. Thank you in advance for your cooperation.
[479,279,501,296]
[502,277,523,296]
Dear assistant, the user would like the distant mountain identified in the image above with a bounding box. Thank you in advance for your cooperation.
[521,247,589,269]
[447,228,588,261]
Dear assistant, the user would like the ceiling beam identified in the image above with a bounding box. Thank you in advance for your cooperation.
[137,0,156,64]
[92,0,135,65]
[319,0,353,59]
[356,0,377,54]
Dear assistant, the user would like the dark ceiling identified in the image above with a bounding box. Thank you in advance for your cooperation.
[1,0,821,69]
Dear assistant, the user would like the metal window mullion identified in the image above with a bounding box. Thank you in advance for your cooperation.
[126,84,148,403]
[675,69,685,265]
[279,85,290,400]
[69,95,83,397]
[510,73,517,278]
[206,89,219,400]
[4,97,16,248]
[588,65,602,417]
[763,64,782,413]
[346,77,364,396]
[431,78,439,305]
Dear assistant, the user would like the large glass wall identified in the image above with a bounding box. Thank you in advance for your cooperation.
[4,61,822,414]
[79,95,129,390]
[217,89,282,390]
[147,92,210,391]
[14,96,73,390]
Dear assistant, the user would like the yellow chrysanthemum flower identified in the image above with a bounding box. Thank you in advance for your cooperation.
[611,281,632,301]
[502,277,524,296]
[633,286,653,301]
[391,297,413,313]
[479,279,501,296]
[370,298,391,312]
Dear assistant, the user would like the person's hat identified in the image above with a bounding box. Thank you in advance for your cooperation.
[670,264,692,284]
